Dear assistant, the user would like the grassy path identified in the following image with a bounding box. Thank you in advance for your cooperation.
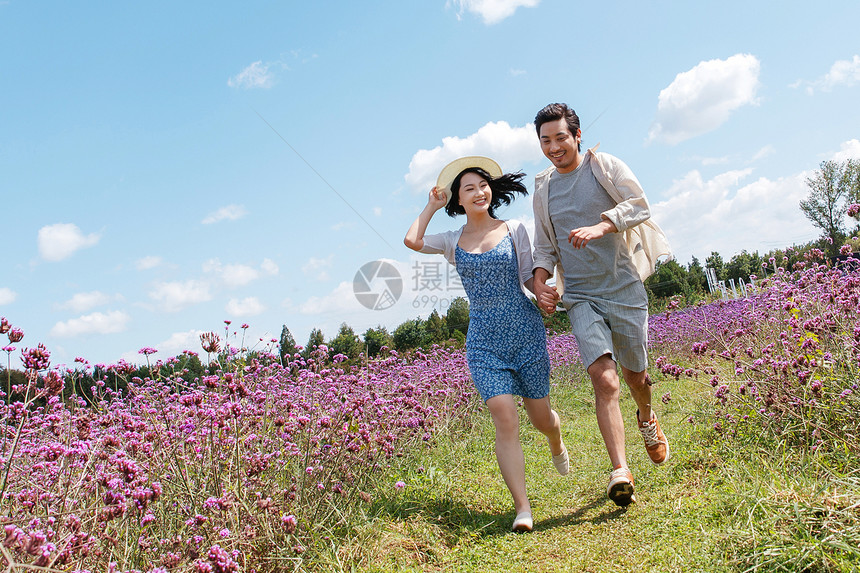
[316,368,737,572]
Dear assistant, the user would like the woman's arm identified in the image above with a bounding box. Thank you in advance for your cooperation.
[404,187,447,251]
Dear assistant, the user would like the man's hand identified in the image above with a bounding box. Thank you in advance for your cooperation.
[533,278,559,314]
[567,220,617,249]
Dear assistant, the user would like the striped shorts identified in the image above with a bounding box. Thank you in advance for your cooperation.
[565,285,648,372]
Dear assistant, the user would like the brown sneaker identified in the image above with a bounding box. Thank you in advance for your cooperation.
[637,410,669,465]
[607,466,635,506]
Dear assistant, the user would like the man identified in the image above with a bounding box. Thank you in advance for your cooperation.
[531,102,672,506]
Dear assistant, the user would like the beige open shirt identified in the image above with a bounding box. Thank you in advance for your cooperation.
[531,145,673,298]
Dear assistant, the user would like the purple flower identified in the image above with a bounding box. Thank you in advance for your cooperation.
[21,343,50,371]
[200,332,221,353]
[281,514,297,534]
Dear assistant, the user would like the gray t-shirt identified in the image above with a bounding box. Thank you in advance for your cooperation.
[548,154,640,299]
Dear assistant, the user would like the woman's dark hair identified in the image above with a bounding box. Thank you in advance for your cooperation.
[444,167,528,218]
[534,103,581,151]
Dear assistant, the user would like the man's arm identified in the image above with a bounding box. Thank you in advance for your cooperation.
[532,185,560,271]
[594,153,651,233]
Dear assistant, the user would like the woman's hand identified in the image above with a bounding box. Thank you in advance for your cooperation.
[428,186,448,211]
[404,187,448,252]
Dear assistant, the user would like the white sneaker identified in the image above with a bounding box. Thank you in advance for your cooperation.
[512,511,533,532]
[552,445,570,476]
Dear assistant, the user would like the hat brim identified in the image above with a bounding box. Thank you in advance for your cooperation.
[435,156,503,204]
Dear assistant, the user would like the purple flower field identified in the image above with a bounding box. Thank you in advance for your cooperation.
[649,256,860,459]
[0,336,487,571]
[1,252,858,571]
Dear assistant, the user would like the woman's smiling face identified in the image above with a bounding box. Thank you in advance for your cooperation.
[457,171,492,214]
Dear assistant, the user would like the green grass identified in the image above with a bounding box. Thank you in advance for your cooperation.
[307,363,859,573]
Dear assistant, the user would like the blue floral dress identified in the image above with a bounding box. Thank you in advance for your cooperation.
[455,234,551,402]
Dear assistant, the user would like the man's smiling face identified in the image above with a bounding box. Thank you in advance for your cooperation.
[539,118,581,174]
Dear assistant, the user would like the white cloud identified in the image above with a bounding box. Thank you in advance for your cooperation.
[218,264,259,287]
[119,329,206,364]
[831,139,860,162]
[37,223,101,262]
[302,255,334,281]
[226,297,265,317]
[373,207,382,216]
[299,281,361,315]
[149,280,212,312]
[447,0,540,25]
[648,54,761,145]
[59,291,120,313]
[227,61,274,89]
[290,254,470,344]
[157,330,206,356]
[699,155,731,166]
[655,167,819,264]
[405,121,544,192]
[50,310,130,337]
[260,258,279,275]
[135,255,162,270]
[802,55,860,94]
[204,258,278,288]
[750,145,775,162]
[202,204,247,224]
[0,287,16,305]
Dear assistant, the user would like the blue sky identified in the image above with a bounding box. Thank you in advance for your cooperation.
[2,0,859,368]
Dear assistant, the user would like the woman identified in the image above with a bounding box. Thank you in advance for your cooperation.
[404,156,567,532]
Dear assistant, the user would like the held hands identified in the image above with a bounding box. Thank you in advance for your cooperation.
[533,279,560,314]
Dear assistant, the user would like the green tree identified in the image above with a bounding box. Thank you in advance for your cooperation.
[329,323,362,361]
[392,319,425,351]
[800,159,860,257]
[687,256,708,293]
[445,297,470,336]
[705,251,725,282]
[725,250,763,283]
[423,309,449,345]
[177,351,205,384]
[450,329,466,346]
[645,259,691,299]
[1,368,28,404]
[362,326,393,357]
[303,328,325,358]
[278,325,298,363]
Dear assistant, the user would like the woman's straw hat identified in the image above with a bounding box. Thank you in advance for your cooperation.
[435,156,502,204]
